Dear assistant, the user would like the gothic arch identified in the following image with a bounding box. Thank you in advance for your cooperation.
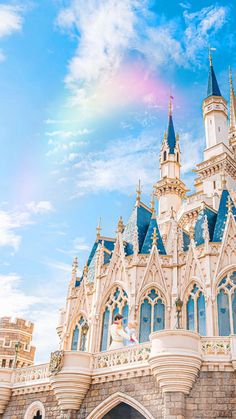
[213,265,236,297]
[137,282,167,307]
[68,309,88,338]
[86,392,155,419]
[24,401,45,419]
[182,278,205,302]
[98,281,129,314]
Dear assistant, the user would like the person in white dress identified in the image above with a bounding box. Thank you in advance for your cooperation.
[124,321,139,346]
[109,313,130,350]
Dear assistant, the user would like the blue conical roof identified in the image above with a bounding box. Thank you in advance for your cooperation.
[167,114,176,154]
[141,216,166,255]
[207,64,221,97]
[123,203,152,255]
[194,207,217,246]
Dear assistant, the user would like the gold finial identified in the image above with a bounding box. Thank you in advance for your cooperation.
[229,66,233,88]
[208,46,216,67]
[151,227,158,247]
[227,195,233,213]
[150,192,155,213]
[136,179,141,207]
[117,216,124,233]
[96,217,102,240]
[72,256,78,270]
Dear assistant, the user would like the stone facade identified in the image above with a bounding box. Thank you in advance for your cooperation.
[3,390,59,418]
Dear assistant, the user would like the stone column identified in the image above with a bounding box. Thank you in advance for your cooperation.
[162,392,186,419]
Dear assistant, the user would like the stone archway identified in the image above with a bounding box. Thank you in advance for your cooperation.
[102,402,146,418]
[86,392,155,419]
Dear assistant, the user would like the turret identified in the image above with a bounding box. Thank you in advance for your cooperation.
[202,52,228,160]
[154,97,187,218]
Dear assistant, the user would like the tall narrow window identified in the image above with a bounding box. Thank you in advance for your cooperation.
[217,272,236,335]
[217,290,230,335]
[71,325,79,351]
[163,151,167,161]
[139,288,165,343]
[100,287,128,351]
[186,284,206,335]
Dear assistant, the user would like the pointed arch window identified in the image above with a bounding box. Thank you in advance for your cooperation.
[217,271,236,335]
[100,287,128,351]
[163,151,167,161]
[186,284,206,335]
[139,288,165,343]
[71,316,88,351]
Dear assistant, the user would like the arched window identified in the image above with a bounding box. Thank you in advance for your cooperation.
[139,288,165,343]
[71,316,89,351]
[163,151,167,161]
[217,271,236,335]
[186,284,206,335]
[24,401,45,419]
[100,287,128,351]
[176,152,179,162]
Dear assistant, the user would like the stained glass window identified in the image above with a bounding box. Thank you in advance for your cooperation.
[187,296,195,331]
[186,284,206,335]
[71,325,79,351]
[71,316,88,351]
[139,288,165,343]
[217,271,236,335]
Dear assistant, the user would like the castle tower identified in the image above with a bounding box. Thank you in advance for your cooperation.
[153,97,187,218]
[203,52,228,160]
[229,68,236,154]
[0,317,35,368]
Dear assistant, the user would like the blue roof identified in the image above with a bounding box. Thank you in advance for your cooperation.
[167,114,176,154]
[212,189,236,242]
[194,207,217,246]
[75,238,115,286]
[123,203,152,256]
[141,216,166,255]
[207,64,221,97]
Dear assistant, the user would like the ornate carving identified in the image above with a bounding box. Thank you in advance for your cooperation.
[49,350,64,375]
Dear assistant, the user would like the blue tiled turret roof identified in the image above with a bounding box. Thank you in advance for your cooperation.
[123,203,152,255]
[194,207,217,246]
[141,215,166,255]
[207,63,222,97]
[167,114,176,154]
[212,189,236,242]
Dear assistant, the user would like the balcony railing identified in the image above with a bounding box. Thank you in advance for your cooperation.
[201,336,231,356]
[92,342,151,370]
[12,363,49,385]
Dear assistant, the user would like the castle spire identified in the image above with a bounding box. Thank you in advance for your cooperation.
[135,179,141,207]
[229,68,236,133]
[207,50,221,97]
[96,218,102,241]
[166,95,176,154]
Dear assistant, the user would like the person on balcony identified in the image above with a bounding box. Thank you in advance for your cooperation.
[124,321,139,346]
[109,314,130,350]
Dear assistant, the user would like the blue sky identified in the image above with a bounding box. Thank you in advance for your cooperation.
[0,0,235,362]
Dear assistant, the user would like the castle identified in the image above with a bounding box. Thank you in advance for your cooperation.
[1,55,236,418]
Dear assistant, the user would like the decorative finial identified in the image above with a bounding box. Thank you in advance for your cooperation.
[227,195,233,214]
[96,217,102,240]
[150,192,155,213]
[208,46,216,67]
[168,93,173,116]
[136,179,141,207]
[229,66,233,88]
[83,263,89,276]
[189,225,195,240]
[72,256,78,279]
[151,227,158,247]
[221,172,226,189]
[117,216,124,233]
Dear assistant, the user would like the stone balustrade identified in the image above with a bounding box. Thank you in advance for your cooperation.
[92,342,151,370]
[201,336,231,356]
[12,363,49,385]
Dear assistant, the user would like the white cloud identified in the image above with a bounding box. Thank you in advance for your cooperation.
[0,210,32,251]
[27,201,54,214]
[0,5,23,38]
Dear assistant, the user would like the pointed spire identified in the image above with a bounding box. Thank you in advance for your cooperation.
[96,217,102,241]
[135,179,141,207]
[203,215,210,243]
[166,94,176,154]
[72,256,78,281]
[207,50,221,97]
[229,67,236,133]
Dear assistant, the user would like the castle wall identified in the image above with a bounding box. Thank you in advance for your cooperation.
[2,390,60,419]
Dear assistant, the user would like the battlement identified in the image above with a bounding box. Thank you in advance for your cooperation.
[0,317,34,334]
